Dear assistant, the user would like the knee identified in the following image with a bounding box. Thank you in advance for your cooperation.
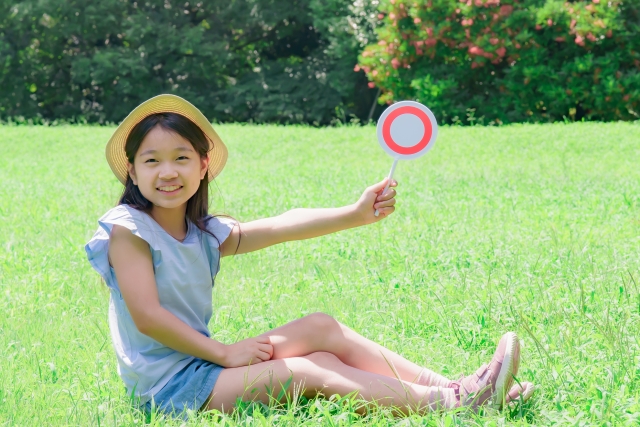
[303,312,340,333]
[304,351,342,367]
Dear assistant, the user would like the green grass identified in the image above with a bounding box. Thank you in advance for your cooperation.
[1,122,639,426]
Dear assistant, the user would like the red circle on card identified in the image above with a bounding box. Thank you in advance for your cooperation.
[381,106,433,156]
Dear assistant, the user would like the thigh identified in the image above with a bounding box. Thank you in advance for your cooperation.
[203,352,342,413]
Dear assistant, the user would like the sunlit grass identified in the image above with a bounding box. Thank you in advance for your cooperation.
[1,122,639,426]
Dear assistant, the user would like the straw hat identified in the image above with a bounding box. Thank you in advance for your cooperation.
[105,94,227,185]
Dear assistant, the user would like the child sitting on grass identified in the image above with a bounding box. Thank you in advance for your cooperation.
[86,94,534,419]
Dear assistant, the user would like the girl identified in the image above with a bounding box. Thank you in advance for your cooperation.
[86,95,534,419]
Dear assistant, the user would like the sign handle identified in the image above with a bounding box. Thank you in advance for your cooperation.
[374,158,399,217]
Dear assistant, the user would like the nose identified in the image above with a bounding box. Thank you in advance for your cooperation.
[158,162,179,180]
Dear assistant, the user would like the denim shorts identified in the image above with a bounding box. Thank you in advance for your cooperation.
[142,358,225,420]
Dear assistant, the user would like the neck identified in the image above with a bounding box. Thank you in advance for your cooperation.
[150,204,188,241]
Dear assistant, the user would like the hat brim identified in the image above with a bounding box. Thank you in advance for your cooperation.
[105,94,227,185]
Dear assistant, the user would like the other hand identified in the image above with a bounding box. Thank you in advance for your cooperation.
[222,336,273,368]
[354,178,398,225]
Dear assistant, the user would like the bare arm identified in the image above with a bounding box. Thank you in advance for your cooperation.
[220,178,397,257]
[109,225,273,367]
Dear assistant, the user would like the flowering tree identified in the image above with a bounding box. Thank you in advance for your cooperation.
[358,0,640,124]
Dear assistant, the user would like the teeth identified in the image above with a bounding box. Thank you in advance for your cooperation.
[158,185,181,192]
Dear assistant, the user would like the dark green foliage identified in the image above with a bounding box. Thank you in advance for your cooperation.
[0,0,378,124]
[358,0,640,124]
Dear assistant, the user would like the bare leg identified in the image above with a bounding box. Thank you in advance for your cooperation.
[205,352,456,415]
[257,312,452,388]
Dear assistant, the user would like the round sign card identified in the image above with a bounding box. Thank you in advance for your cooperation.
[373,100,438,216]
[376,100,438,160]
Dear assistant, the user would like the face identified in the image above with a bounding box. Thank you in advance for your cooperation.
[128,126,208,211]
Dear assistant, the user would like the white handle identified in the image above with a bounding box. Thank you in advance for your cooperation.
[374,158,399,217]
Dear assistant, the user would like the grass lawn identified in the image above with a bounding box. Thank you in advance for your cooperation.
[1,122,639,426]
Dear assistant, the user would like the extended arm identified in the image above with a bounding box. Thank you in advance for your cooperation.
[220,178,397,257]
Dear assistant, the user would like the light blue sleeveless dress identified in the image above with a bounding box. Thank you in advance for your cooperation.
[85,204,235,418]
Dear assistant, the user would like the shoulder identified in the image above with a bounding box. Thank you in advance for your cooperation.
[109,222,149,248]
[98,204,150,230]
[85,205,162,288]
[203,215,238,248]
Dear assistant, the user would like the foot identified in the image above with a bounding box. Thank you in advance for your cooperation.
[451,332,520,410]
[505,381,535,409]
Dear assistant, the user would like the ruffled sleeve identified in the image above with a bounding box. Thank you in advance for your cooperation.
[204,215,236,248]
[84,205,163,291]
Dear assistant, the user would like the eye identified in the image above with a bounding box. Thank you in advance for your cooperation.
[177,156,189,160]
[144,158,158,163]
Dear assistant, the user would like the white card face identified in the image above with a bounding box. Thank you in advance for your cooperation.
[376,101,438,160]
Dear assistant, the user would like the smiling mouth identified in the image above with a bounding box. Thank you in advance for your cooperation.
[157,185,183,192]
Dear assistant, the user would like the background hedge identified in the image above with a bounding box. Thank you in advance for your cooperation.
[0,0,383,124]
[1,0,639,124]
[358,0,640,124]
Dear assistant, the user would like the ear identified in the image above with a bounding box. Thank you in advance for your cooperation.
[200,156,209,181]
[127,162,138,185]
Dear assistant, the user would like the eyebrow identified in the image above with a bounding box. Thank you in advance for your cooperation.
[138,146,195,157]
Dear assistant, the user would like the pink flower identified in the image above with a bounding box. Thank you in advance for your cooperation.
[462,18,474,26]
[496,47,506,57]
[490,37,499,45]
[499,5,513,16]
[555,36,565,42]
[575,35,585,46]
[353,65,361,72]
[391,58,400,69]
[414,17,421,24]
[368,82,376,88]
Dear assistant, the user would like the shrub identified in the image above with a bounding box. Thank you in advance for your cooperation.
[0,0,379,124]
[358,0,640,124]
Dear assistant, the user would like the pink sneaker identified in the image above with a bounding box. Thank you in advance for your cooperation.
[506,381,535,409]
[452,332,520,410]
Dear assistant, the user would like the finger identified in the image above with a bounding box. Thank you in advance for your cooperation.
[377,206,396,217]
[257,350,272,361]
[257,336,271,344]
[259,343,273,356]
[368,178,389,194]
[374,198,396,210]
[389,179,398,188]
[376,188,396,201]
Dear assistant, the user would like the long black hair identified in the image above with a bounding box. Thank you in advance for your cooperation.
[118,112,221,241]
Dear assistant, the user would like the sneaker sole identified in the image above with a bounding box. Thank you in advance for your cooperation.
[491,332,520,409]
[506,382,535,409]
